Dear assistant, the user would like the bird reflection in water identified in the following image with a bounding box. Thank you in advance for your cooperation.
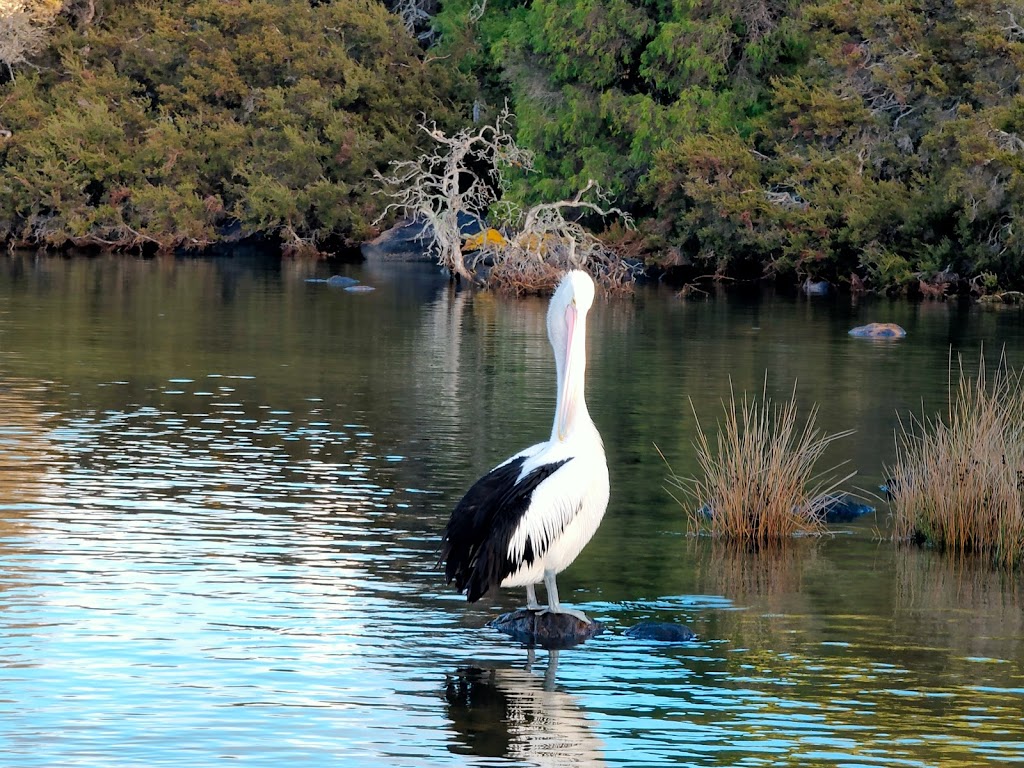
[444,650,606,766]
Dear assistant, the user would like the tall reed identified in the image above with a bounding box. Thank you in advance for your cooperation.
[888,352,1024,568]
[664,378,854,545]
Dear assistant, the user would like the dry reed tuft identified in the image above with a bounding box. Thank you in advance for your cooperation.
[888,352,1024,568]
[664,377,855,545]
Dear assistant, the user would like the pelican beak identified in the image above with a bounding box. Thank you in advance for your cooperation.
[557,303,578,441]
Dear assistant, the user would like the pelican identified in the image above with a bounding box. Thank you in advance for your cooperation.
[441,270,609,623]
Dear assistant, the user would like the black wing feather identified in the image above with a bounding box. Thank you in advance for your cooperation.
[441,456,572,602]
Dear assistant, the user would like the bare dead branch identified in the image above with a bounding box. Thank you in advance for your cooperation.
[1003,10,1024,40]
[376,104,534,283]
[468,0,487,23]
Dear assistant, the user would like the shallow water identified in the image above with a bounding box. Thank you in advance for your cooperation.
[0,254,1022,767]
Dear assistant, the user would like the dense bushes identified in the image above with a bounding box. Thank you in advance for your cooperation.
[4,0,1024,290]
[433,0,1024,292]
[0,0,473,253]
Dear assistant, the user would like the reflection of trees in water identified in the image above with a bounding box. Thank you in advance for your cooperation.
[894,547,1024,658]
[444,651,606,766]
[694,539,821,608]
[408,287,553,491]
[0,379,52,511]
[692,539,822,651]
[0,378,54,605]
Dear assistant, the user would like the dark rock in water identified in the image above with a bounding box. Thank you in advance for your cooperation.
[326,275,359,287]
[456,211,485,237]
[697,492,874,524]
[361,212,485,262]
[818,492,875,522]
[815,493,872,524]
[488,609,604,649]
[848,322,906,338]
[361,218,433,261]
[803,279,830,296]
[624,621,697,643]
[344,284,375,293]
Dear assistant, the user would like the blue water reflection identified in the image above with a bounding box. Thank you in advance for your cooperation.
[0,256,1022,766]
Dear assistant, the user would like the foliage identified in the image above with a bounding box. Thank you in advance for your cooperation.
[0,0,473,253]
[7,0,1024,288]
[663,377,854,546]
[429,0,1024,290]
[888,353,1024,569]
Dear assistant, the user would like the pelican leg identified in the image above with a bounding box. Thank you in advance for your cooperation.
[537,569,590,623]
[526,583,541,611]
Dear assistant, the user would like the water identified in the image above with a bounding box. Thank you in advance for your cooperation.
[0,253,1022,767]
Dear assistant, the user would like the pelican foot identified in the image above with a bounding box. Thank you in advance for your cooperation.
[537,606,591,624]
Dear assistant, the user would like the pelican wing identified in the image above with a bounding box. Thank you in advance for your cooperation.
[442,454,572,602]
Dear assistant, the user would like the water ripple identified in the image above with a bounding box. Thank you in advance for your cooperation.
[1,262,1023,767]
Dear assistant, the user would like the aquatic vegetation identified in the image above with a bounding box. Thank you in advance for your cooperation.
[888,354,1024,569]
[664,378,854,544]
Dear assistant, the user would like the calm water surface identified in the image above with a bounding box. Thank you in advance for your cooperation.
[0,254,1022,767]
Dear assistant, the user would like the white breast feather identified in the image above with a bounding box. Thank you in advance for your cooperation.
[505,437,608,565]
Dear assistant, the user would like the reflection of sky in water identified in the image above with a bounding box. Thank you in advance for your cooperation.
[0,259,1022,767]
[2,375,1020,768]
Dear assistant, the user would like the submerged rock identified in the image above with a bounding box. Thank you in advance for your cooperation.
[698,492,875,524]
[848,322,907,338]
[624,621,697,642]
[305,275,360,286]
[488,609,604,649]
[327,275,359,287]
[803,279,830,296]
[818,492,875,522]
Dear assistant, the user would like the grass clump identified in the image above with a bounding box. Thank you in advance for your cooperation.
[664,378,854,546]
[888,353,1024,569]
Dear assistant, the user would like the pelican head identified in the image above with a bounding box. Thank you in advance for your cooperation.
[548,271,596,442]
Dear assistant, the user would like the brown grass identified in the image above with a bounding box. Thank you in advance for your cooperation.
[664,377,855,545]
[888,351,1024,568]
